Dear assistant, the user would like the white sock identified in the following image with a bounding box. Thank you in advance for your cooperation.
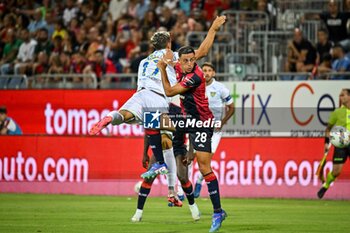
[107,110,124,125]
[163,148,177,189]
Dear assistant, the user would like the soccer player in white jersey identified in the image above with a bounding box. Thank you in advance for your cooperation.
[90,31,175,181]
[192,62,235,198]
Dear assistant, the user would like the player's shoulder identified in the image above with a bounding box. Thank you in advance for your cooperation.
[212,79,227,90]
[332,106,346,115]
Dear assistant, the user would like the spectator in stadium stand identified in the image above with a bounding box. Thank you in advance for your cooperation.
[108,0,128,22]
[126,0,139,18]
[52,35,64,55]
[73,29,89,54]
[70,51,87,83]
[330,44,350,80]
[179,0,192,16]
[140,10,160,32]
[319,0,350,44]
[0,28,21,75]
[34,28,53,58]
[284,28,317,80]
[62,0,79,27]
[27,8,47,35]
[31,51,49,86]
[62,32,74,54]
[48,53,64,76]
[316,53,333,79]
[316,28,333,65]
[13,28,37,76]
[159,7,177,31]
[16,14,31,36]
[86,26,104,60]
[135,0,150,20]
[52,19,68,40]
[83,49,117,86]
[0,106,22,135]
[0,13,16,42]
[128,41,150,73]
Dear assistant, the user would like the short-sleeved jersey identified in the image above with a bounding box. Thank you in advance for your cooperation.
[2,117,22,135]
[174,62,213,121]
[206,79,233,120]
[328,106,350,131]
[137,49,178,95]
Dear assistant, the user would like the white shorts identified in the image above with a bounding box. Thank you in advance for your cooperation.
[211,131,222,153]
[120,89,169,123]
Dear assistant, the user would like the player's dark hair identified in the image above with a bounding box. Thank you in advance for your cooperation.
[150,31,170,50]
[343,89,350,95]
[0,106,7,114]
[202,62,215,71]
[178,46,195,57]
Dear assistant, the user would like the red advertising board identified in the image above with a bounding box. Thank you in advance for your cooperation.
[1,136,349,199]
[0,90,144,136]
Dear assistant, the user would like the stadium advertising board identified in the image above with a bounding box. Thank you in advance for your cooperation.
[0,90,143,136]
[0,80,347,137]
[1,136,349,199]
[221,80,348,137]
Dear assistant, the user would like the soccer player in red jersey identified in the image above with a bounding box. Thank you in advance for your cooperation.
[157,41,227,232]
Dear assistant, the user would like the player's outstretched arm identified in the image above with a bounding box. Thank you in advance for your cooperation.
[195,15,226,60]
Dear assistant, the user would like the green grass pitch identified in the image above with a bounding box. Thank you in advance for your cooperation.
[0,193,350,233]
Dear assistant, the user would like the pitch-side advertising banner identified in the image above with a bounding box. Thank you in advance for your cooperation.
[0,81,347,137]
[1,136,349,199]
[221,81,348,137]
[0,90,143,136]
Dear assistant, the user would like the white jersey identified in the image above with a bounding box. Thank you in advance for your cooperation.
[206,79,233,120]
[137,49,178,95]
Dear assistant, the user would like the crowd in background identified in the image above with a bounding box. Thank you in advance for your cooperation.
[0,0,349,87]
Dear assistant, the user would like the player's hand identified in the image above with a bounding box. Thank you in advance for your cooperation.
[157,58,167,70]
[142,153,150,169]
[163,49,174,62]
[211,15,226,31]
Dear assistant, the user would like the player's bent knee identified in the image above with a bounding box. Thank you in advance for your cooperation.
[161,133,172,149]
[177,172,189,184]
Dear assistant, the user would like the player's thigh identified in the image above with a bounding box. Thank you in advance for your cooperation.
[119,92,144,122]
[333,147,348,164]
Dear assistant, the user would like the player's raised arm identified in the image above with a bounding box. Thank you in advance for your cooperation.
[195,15,226,60]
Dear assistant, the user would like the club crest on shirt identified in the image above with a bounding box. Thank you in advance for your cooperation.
[210,92,216,97]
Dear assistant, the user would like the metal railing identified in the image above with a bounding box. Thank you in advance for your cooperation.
[276,0,342,12]
[248,31,294,73]
[29,73,98,89]
[0,75,28,89]
[100,73,138,89]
